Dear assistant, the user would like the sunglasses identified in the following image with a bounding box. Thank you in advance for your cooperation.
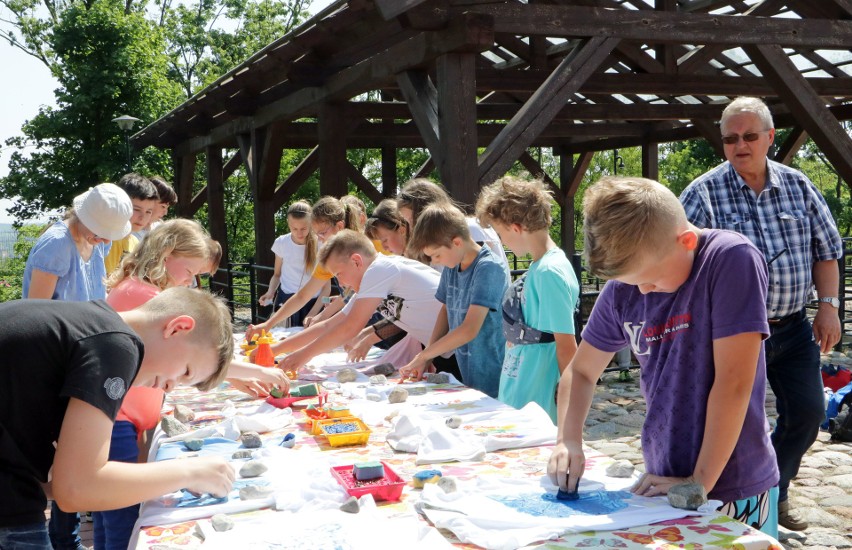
[721,130,769,145]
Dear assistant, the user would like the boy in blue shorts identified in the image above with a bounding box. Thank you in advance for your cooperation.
[475,176,579,421]
[399,203,509,397]
[548,176,779,537]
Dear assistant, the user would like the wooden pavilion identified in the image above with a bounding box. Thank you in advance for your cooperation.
[131,0,852,276]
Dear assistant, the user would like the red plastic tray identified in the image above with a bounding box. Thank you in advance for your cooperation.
[266,392,327,409]
[330,461,405,501]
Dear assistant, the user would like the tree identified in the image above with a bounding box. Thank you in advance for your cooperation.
[1,0,181,220]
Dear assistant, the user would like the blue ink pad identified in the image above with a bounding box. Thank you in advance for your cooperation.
[556,489,579,501]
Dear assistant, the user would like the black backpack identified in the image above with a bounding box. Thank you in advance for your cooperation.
[829,391,852,442]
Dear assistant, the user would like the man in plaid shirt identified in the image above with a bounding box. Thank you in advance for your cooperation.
[680,97,842,532]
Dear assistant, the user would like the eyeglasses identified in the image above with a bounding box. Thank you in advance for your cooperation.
[315,225,333,239]
[721,130,769,145]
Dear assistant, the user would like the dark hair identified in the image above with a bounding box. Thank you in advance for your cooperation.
[365,199,408,239]
[117,173,158,201]
[149,175,178,206]
[312,196,363,233]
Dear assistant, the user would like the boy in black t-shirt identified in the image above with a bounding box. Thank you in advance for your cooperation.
[0,287,235,547]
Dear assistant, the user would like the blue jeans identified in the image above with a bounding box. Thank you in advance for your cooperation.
[47,502,83,550]
[93,421,140,550]
[765,313,824,502]
[0,522,51,549]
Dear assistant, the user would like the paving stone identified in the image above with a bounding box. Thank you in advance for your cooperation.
[796,467,824,479]
[797,506,845,528]
[611,413,646,428]
[819,494,852,507]
[800,528,852,548]
[826,474,852,489]
[813,451,852,467]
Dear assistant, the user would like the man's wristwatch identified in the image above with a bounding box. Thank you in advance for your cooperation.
[818,297,841,308]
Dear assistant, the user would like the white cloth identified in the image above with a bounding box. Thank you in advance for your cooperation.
[271,233,316,294]
[157,402,294,444]
[416,476,722,550]
[341,254,442,346]
[386,402,556,464]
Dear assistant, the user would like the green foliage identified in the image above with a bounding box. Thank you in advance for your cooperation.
[0,224,45,302]
[1,0,182,221]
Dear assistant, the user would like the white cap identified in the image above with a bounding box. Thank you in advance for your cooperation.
[72,183,133,241]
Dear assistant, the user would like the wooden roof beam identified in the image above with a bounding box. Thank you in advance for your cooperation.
[465,4,852,48]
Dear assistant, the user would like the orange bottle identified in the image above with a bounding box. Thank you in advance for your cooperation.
[254,330,276,367]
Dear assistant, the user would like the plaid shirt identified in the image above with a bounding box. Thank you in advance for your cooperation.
[681,160,842,318]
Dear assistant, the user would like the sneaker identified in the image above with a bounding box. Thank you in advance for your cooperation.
[778,499,808,531]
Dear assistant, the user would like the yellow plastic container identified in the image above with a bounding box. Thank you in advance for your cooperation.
[317,417,371,447]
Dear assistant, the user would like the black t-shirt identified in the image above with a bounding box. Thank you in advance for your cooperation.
[0,299,144,527]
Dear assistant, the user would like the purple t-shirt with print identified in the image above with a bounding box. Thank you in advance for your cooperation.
[582,229,778,503]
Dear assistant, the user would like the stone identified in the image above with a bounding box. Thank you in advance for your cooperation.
[611,413,646,428]
[161,415,189,437]
[425,373,450,384]
[240,431,262,449]
[820,494,852,507]
[239,460,268,478]
[437,476,457,493]
[210,514,234,532]
[239,484,274,500]
[372,363,395,376]
[797,528,852,548]
[280,433,296,448]
[183,438,203,452]
[826,473,852,489]
[445,416,462,429]
[322,381,340,391]
[336,368,359,383]
[173,404,195,424]
[366,393,382,402]
[813,450,852,467]
[340,496,360,513]
[369,374,388,385]
[232,450,253,460]
[667,482,707,511]
[605,460,635,478]
[407,386,427,396]
[388,387,408,403]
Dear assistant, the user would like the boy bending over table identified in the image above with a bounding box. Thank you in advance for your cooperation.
[0,287,236,547]
[547,176,779,537]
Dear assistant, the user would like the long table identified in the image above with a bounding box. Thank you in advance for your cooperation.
[132,344,783,550]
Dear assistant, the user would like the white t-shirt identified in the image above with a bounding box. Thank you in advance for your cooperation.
[342,254,441,346]
[271,234,315,294]
[467,217,509,269]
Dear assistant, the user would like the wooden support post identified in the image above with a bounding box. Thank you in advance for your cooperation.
[319,103,349,197]
[654,0,678,73]
[174,152,197,218]
[437,52,478,209]
[558,149,576,257]
[205,146,230,290]
[642,142,659,180]
[346,161,383,205]
[414,157,435,180]
[478,37,620,187]
[774,126,808,166]
[274,148,319,210]
[237,128,277,271]
[691,119,725,159]
[397,71,442,170]
[745,43,852,188]
[382,146,398,198]
[518,151,563,207]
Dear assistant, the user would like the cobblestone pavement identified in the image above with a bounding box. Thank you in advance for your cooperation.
[586,369,852,550]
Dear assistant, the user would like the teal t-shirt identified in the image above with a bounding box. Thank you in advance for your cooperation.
[498,247,579,421]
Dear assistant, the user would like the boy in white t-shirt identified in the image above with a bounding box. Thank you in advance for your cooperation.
[277,230,458,377]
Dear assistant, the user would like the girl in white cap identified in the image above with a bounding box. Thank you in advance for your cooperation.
[23,183,133,301]
[21,182,132,550]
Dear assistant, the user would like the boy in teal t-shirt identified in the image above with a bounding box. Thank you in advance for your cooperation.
[400,203,508,397]
[476,176,579,421]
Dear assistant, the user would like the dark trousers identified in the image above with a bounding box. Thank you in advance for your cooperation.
[274,289,317,327]
[92,421,140,550]
[765,312,824,502]
[47,502,82,550]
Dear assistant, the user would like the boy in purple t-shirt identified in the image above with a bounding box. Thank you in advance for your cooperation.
[547,176,779,537]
